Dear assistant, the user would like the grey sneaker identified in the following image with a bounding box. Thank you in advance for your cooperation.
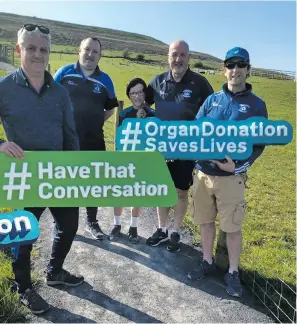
[46,269,84,287]
[224,271,243,297]
[86,222,104,240]
[19,288,50,315]
[188,259,216,280]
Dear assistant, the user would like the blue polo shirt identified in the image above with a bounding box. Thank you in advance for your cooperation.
[146,68,214,121]
[54,61,118,143]
[195,83,268,176]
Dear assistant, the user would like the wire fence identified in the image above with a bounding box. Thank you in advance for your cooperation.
[240,265,296,323]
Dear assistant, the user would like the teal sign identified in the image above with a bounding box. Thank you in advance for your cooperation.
[115,117,293,160]
[0,210,40,248]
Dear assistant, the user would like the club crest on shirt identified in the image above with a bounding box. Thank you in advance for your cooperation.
[93,85,101,94]
[238,104,250,113]
[183,89,192,98]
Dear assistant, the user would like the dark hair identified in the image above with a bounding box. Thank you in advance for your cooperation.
[126,78,147,98]
[90,37,102,49]
[80,37,102,52]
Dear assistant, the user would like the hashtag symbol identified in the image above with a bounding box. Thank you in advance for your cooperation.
[120,121,142,150]
[3,162,32,200]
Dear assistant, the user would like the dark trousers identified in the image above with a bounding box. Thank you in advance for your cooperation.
[80,136,106,224]
[12,207,79,293]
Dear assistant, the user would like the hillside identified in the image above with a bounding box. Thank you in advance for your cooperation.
[0,12,223,63]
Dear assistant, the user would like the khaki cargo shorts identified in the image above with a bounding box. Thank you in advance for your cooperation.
[190,170,247,233]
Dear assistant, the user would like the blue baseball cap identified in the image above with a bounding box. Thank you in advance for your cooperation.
[224,47,250,62]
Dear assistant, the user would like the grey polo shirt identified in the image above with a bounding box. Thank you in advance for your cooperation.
[0,68,79,151]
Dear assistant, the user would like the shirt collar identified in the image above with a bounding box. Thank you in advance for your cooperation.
[75,61,100,77]
[16,67,53,88]
[165,67,192,83]
[222,82,252,97]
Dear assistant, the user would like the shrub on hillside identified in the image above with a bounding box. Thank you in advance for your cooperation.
[123,49,130,58]
[194,61,204,68]
[136,53,145,61]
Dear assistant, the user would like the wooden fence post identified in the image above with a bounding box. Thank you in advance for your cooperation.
[47,64,51,74]
[215,229,229,271]
[114,100,124,150]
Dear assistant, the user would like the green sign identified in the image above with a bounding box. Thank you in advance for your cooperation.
[0,151,177,208]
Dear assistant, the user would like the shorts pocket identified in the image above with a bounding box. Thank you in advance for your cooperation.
[232,201,246,225]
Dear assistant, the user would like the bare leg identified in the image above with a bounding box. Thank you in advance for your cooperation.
[157,207,170,228]
[200,223,216,263]
[114,207,123,217]
[173,188,189,230]
[131,207,141,217]
[226,230,242,272]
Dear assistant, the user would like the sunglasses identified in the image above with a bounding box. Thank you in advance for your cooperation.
[23,24,50,34]
[225,61,249,69]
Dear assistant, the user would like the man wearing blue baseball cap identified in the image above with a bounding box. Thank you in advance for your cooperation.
[225,46,250,62]
[188,47,268,298]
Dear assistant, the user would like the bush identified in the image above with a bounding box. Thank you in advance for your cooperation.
[194,61,204,68]
[123,49,130,58]
[136,53,145,61]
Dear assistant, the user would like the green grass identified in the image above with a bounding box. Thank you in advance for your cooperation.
[0,52,295,320]
[0,252,29,322]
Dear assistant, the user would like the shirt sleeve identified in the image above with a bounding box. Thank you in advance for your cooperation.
[145,78,155,106]
[195,95,212,119]
[61,89,80,151]
[118,110,126,126]
[0,87,6,144]
[201,77,214,103]
[53,66,65,84]
[104,75,118,111]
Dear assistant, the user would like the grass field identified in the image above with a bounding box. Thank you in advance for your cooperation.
[0,55,296,321]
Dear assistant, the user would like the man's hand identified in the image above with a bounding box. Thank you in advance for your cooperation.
[210,155,235,173]
[0,141,24,159]
[136,108,147,118]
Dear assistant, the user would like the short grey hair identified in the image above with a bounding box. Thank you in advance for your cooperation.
[17,27,51,49]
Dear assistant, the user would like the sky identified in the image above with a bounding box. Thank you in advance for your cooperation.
[0,0,296,72]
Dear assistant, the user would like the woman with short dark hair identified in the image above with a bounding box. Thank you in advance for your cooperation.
[109,78,155,243]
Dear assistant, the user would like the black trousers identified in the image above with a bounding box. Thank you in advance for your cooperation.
[80,136,106,224]
[12,207,79,293]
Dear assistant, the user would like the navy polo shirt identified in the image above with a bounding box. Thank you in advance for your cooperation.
[0,68,79,151]
[146,68,214,121]
[54,61,118,142]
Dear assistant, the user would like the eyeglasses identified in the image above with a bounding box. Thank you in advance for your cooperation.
[225,61,249,69]
[129,90,144,97]
[23,24,50,34]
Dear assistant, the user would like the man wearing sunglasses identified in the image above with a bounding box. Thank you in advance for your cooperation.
[0,24,84,314]
[54,37,118,240]
[188,47,268,298]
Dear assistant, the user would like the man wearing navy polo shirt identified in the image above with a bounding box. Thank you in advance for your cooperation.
[54,37,118,240]
[188,47,268,298]
[145,40,214,252]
